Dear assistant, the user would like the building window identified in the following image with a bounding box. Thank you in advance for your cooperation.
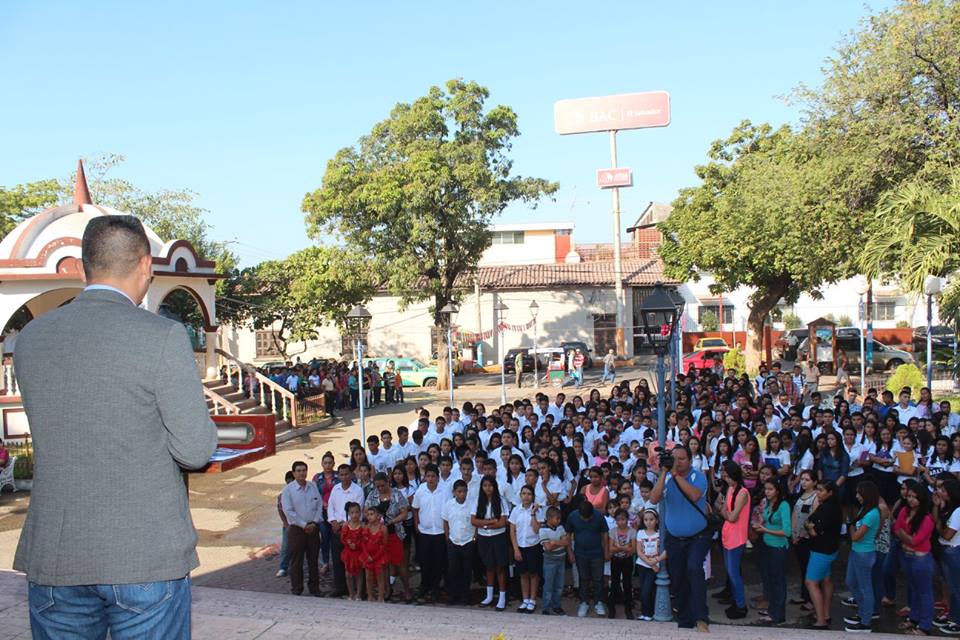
[491,230,524,245]
[255,330,283,358]
[873,300,896,321]
[698,304,734,325]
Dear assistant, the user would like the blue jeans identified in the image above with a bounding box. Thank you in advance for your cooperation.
[761,544,788,622]
[664,530,711,628]
[601,364,615,383]
[941,546,960,625]
[882,538,901,601]
[542,558,565,611]
[723,544,746,608]
[573,367,583,387]
[279,527,290,571]
[904,553,934,632]
[871,550,886,610]
[28,576,191,640]
[319,520,332,565]
[846,550,876,623]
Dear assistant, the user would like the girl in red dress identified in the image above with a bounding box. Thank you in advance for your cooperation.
[339,502,366,600]
[363,505,388,602]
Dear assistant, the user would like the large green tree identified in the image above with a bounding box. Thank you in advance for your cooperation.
[0,180,61,236]
[225,246,374,358]
[302,79,557,389]
[658,121,855,370]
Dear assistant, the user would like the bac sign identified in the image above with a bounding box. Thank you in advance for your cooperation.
[597,167,633,189]
[554,91,671,135]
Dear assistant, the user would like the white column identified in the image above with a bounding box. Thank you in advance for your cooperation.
[205,331,218,380]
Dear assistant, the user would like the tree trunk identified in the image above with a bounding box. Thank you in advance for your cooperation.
[745,281,790,374]
[436,321,451,392]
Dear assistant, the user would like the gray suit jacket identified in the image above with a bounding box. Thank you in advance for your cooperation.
[12,288,218,586]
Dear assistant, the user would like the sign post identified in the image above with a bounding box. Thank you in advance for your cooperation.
[554,91,671,357]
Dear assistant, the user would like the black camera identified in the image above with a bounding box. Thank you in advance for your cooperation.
[657,447,674,471]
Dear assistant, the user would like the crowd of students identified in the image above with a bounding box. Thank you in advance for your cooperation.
[277,361,960,635]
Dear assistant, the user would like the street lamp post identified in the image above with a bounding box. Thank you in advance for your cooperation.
[666,289,684,411]
[639,282,679,623]
[440,302,459,408]
[346,304,372,444]
[529,300,540,389]
[924,276,943,390]
[495,300,509,405]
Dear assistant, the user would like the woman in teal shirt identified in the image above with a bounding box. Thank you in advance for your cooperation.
[844,480,882,632]
[754,479,792,624]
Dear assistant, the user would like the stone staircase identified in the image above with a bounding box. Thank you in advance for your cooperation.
[203,349,330,442]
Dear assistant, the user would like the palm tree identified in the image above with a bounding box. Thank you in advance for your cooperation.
[860,173,960,292]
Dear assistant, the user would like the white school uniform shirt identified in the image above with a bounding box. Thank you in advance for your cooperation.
[940,509,960,547]
[946,413,960,436]
[327,482,364,523]
[378,444,400,470]
[895,404,919,425]
[437,472,456,498]
[367,448,391,474]
[509,503,543,547]
[395,440,418,461]
[534,476,567,510]
[635,528,661,569]
[796,449,815,473]
[476,499,508,536]
[844,442,866,477]
[621,426,644,447]
[478,428,499,450]
[443,497,476,546]
[549,403,565,423]
[926,456,960,479]
[424,427,453,448]
[412,483,448,534]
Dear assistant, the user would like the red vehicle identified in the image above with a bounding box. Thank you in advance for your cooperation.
[682,348,730,374]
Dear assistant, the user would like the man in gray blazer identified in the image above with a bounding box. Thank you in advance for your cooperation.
[14,215,218,639]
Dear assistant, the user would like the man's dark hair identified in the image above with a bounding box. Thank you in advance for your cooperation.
[81,216,151,279]
[291,461,307,472]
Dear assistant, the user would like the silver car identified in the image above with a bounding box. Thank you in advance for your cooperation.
[797,334,915,372]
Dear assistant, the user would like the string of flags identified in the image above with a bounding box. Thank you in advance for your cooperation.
[453,318,536,342]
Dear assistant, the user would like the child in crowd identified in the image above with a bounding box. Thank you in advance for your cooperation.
[340,502,366,600]
[509,484,542,612]
[364,505,388,602]
[635,509,664,621]
[539,506,570,616]
[607,508,636,619]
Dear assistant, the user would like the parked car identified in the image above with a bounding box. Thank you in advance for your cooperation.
[559,341,594,368]
[503,348,540,374]
[913,325,957,355]
[693,337,729,351]
[682,348,730,374]
[368,357,439,387]
[796,335,914,372]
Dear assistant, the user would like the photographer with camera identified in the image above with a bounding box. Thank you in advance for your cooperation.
[650,444,712,632]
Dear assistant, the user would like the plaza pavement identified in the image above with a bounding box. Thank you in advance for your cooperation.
[0,569,908,640]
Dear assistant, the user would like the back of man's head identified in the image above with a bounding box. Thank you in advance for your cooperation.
[81,216,151,281]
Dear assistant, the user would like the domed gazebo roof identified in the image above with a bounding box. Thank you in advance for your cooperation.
[0,160,219,280]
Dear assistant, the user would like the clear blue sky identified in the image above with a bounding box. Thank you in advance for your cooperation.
[0,0,892,266]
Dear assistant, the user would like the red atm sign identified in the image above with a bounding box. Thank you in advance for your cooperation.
[597,168,633,188]
[554,91,671,134]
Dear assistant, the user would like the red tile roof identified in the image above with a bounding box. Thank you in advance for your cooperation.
[460,258,677,290]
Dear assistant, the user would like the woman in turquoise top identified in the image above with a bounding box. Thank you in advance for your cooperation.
[753,479,791,624]
[844,480,881,632]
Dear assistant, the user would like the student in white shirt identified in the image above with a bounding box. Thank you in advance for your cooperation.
[412,465,447,602]
[442,480,476,605]
[509,484,543,612]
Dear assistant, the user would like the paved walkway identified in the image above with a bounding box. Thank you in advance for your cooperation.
[0,570,906,640]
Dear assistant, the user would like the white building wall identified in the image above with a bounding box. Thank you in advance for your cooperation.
[478,230,557,267]
[223,286,622,366]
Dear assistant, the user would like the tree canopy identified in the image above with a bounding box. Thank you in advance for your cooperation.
[658,121,854,368]
[302,79,557,387]
[223,246,374,357]
[0,180,61,237]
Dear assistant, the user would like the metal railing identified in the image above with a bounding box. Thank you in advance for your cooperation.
[202,385,242,415]
[215,349,300,428]
[1,357,18,397]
